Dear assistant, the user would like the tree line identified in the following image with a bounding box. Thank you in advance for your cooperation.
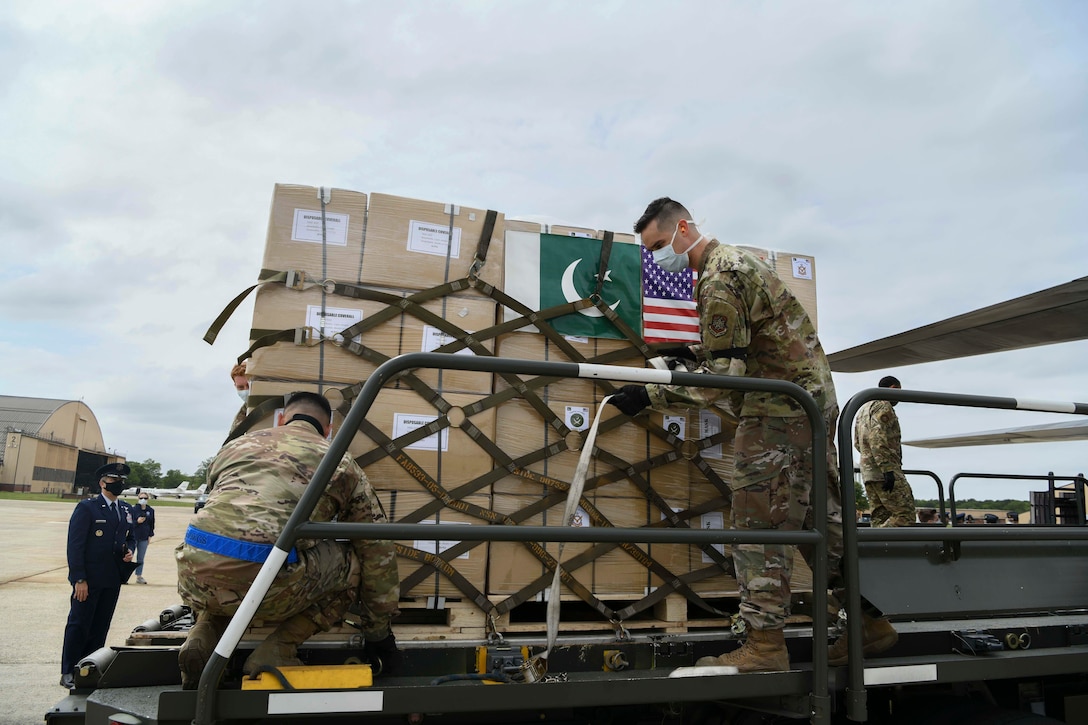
[125,457,214,490]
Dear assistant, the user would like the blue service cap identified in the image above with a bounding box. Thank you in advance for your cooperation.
[96,462,131,479]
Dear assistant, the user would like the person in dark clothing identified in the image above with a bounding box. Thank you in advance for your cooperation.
[59,463,136,689]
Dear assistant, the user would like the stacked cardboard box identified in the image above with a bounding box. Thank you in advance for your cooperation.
[235,183,819,623]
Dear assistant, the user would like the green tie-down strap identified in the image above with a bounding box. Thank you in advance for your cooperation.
[203,269,319,345]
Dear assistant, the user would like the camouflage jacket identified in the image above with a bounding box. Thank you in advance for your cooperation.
[192,419,399,628]
[854,399,902,481]
[647,240,837,418]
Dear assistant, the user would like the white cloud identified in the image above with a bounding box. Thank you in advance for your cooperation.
[1,0,1085,500]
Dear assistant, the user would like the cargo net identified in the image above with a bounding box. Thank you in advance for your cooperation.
[207,209,810,631]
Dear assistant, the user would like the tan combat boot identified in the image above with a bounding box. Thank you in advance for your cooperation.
[243,613,321,677]
[828,614,898,666]
[178,613,229,690]
[695,628,790,673]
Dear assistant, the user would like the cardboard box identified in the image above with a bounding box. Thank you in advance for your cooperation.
[248,285,403,385]
[250,284,498,394]
[397,294,498,395]
[262,184,369,283]
[493,399,595,496]
[739,245,819,332]
[494,331,597,403]
[593,408,692,500]
[353,388,496,495]
[488,493,593,598]
[360,193,505,290]
[377,490,490,599]
[585,496,655,597]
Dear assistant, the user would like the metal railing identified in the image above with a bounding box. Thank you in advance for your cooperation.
[837,387,1088,722]
[854,467,945,521]
[193,353,834,725]
[948,471,1086,525]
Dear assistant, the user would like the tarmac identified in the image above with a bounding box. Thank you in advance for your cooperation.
[0,498,192,725]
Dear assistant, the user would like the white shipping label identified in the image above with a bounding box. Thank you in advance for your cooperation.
[421,325,475,356]
[414,520,470,559]
[306,305,363,341]
[663,414,686,440]
[291,208,349,246]
[393,413,449,452]
[565,406,590,432]
[792,257,813,280]
[407,220,461,258]
[701,511,725,563]
[699,410,723,459]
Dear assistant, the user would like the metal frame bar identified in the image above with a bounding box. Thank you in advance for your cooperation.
[194,353,831,725]
[948,471,1087,525]
[837,387,1088,722]
[854,468,945,521]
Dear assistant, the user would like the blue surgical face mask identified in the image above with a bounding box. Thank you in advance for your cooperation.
[652,219,702,274]
[237,389,249,403]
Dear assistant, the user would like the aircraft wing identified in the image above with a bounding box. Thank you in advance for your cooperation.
[828,276,1088,372]
[905,420,1088,448]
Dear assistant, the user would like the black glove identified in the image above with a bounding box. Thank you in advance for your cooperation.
[363,632,401,676]
[882,471,896,493]
[654,345,697,362]
[608,385,651,416]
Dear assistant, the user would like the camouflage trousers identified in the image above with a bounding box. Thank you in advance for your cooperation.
[864,473,916,527]
[730,411,844,631]
[176,539,361,632]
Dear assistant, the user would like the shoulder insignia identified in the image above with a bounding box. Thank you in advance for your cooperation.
[709,315,729,337]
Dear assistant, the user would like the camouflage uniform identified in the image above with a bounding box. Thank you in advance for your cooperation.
[646,240,844,631]
[855,400,916,527]
[176,420,400,640]
[230,403,247,436]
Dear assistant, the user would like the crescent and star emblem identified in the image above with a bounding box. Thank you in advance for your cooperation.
[561,259,621,318]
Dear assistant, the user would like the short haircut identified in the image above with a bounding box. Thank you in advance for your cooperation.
[634,197,690,234]
[878,376,901,388]
[230,362,248,379]
[284,391,333,425]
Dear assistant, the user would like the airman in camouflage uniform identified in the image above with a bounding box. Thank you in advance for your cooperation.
[855,376,916,527]
[176,391,399,688]
[609,197,897,671]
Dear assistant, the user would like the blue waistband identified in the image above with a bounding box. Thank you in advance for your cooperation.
[184,525,298,565]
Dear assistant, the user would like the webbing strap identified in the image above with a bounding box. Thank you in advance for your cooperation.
[202,270,312,345]
[224,397,285,445]
[541,397,614,661]
[593,231,614,299]
[393,543,495,614]
[468,209,498,278]
[237,327,313,365]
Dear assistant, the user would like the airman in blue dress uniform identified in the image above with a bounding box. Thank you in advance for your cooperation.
[59,462,136,689]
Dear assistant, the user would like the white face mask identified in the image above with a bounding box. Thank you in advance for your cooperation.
[652,219,702,274]
[139,499,148,507]
[237,389,249,403]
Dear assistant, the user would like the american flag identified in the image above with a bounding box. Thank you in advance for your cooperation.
[641,246,700,344]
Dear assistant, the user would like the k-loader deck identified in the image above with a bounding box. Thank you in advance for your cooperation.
[47,354,1088,725]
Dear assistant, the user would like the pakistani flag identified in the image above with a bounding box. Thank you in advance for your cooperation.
[504,230,643,339]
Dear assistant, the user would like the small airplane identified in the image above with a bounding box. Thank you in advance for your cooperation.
[829,275,1088,447]
[123,482,208,500]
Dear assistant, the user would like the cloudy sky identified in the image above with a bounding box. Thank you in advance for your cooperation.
[2,1,1085,503]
